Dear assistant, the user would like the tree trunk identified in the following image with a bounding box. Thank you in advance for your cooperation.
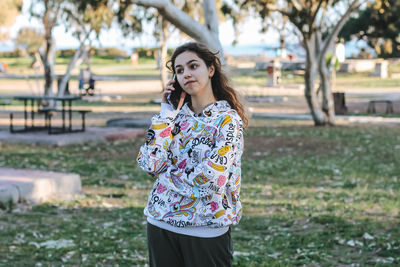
[158,17,168,90]
[314,0,361,126]
[318,52,335,125]
[40,0,59,97]
[57,44,89,96]
[41,37,56,96]
[303,37,326,126]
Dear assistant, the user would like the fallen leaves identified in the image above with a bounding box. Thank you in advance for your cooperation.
[29,239,75,249]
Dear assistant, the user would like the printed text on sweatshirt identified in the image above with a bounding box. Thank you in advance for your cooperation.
[137,100,243,228]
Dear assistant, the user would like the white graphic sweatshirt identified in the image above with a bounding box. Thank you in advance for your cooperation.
[137,100,243,229]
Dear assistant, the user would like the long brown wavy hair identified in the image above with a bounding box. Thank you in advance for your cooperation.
[166,42,248,128]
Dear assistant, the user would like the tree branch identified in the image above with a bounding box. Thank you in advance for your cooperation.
[134,0,216,46]
[290,0,305,11]
[310,0,324,26]
[267,5,291,17]
[133,0,225,61]
[321,0,362,58]
[203,0,219,37]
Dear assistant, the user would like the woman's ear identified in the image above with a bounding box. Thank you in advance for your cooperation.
[209,65,215,78]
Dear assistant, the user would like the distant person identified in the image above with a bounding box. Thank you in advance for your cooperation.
[137,42,247,267]
[358,48,372,59]
[78,78,84,91]
[131,51,139,65]
[0,62,7,73]
[87,76,95,96]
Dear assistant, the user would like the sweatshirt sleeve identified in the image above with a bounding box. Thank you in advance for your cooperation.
[163,113,244,198]
[136,104,177,176]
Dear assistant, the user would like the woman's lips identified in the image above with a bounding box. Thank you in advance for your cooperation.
[185,80,195,85]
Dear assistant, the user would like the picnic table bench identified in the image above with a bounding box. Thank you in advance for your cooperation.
[37,107,91,134]
[0,95,12,106]
[0,99,11,106]
[367,100,394,114]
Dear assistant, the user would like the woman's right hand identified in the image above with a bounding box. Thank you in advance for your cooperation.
[162,78,176,103]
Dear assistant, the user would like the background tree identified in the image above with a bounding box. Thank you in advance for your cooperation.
[29,0,115,96]
[15,27,44,56]
[231,0,362,126]
[0,0,23,41]
[29,0,62,96]
[57,0,114,96]
[339,0,400,58]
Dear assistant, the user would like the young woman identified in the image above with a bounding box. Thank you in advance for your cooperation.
[137,42,247,267]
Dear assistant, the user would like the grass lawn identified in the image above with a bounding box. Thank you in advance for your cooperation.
[231,68,400,90]
[2,56,400,90]
[0,121,399,266]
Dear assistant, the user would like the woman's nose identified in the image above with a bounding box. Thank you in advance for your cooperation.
[183,69,192,78]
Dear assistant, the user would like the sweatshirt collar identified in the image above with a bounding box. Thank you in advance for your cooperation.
[183,100,230,118]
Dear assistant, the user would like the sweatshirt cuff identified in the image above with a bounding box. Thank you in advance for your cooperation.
[160,103,179,119]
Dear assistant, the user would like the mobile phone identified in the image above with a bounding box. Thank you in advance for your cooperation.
[168,73,188,109]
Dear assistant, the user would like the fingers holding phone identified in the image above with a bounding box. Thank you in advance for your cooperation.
[177,91,187,110]
[162,75,177,103]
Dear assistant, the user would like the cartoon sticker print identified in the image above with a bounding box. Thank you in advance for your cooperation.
[160,127,172,138]
[162,196,199,220]
[145,129,155,145]
[152,123,168,130]
[138,101,243,228]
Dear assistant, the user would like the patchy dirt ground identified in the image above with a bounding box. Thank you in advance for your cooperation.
[245,135,341,158]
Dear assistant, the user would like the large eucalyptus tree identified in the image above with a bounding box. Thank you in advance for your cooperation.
[57,0,114,96]
[29,0,115,96]
[232,0,363,126]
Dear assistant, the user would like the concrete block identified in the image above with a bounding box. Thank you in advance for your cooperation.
[0,184,19,204]
[0,168,81,204]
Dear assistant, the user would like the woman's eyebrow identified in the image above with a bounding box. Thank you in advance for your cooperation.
[175,59,199,68]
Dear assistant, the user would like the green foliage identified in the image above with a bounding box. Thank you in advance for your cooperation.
[135,47,157,59]
[57,49,77,58]
[0,49,26,58]
[14,27,43,55]
[0,0,22,27]
[95,47,128,58]
[57,47,129,59]
[339,0,400,58]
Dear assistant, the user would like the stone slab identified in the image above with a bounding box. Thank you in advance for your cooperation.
[0,127,145,146]
[0,168,82,204]
[0,184,19,204]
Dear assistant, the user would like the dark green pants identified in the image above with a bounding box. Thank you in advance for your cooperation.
[147,223,233,267]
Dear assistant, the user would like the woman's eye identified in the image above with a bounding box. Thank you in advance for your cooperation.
[176,69,183,74]
[191,64,198,69]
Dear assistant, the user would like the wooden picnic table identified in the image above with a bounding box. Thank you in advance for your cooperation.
[10,95,91,134]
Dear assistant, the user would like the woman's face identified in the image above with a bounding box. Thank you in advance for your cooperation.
[174,51,215,98]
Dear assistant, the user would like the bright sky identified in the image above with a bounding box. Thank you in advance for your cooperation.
[3,0,280,51]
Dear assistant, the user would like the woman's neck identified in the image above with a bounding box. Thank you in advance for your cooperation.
[191,94,217,114]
